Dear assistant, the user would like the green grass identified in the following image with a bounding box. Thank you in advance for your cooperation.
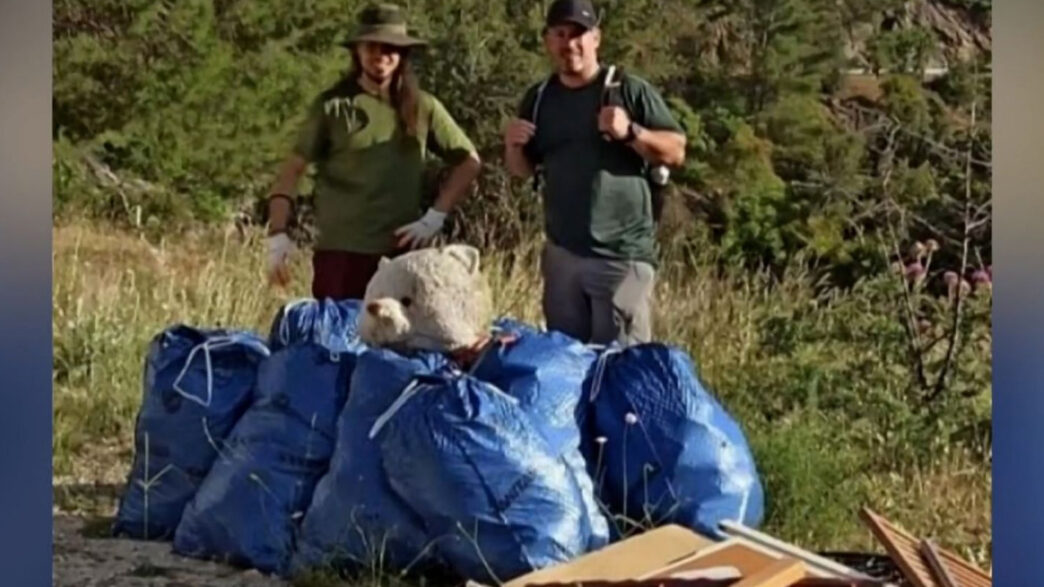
[51,220,992,581]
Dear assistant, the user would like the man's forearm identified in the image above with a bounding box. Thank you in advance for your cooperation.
[267,197,293,234]
[630,126,686,167]
[267,154,308,233]
[433,152,482,212]
[504,144,535,178]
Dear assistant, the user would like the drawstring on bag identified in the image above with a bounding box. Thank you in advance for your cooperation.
[172,334,270,409]
[277,298,317,346]
[369,373,520,440]
[587,346,623,403]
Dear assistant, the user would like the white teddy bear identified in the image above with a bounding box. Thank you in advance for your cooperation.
[359,244,494,356]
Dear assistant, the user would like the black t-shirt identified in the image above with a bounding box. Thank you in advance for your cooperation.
[517,66,683,265]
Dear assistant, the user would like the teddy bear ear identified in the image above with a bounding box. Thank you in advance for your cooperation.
[378,256,391,268]
[442,244,480,275]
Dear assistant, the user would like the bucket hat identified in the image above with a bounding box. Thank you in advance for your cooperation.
[341,3,427,48]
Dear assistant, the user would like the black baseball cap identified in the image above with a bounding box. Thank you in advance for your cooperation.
[545,0,600,30]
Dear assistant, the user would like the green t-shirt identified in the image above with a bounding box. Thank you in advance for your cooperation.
[518,67,683,266]
[293,77,476,254]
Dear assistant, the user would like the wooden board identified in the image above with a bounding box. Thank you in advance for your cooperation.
[649,539,814,587]
[507,524,716,587]
[789,576,889,580]
[923,540,967,587]
[859,508,991,587]
[731,558,806,587]
[648,540,794,580]
[719,521,875,581]
[510,579,735,587]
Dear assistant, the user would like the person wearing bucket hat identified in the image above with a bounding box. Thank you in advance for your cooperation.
[502,0,686,346]
[264,3,481,300]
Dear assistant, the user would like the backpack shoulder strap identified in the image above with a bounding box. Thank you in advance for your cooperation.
[527,75,554,193]
[529,75,554,123]
[601,64,625,108]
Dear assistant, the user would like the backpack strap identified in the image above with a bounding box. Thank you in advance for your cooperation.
[529,76,552,124]
[600,65,624,142]
[601,65,622,105]
[527,75,555,192]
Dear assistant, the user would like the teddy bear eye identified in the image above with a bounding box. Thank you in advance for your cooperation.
[400,296,413,308]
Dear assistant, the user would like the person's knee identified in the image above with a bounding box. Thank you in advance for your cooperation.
[609,265,655,345]
[606,302,651,346]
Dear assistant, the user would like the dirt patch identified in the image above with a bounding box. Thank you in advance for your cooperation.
[53,514,288,587]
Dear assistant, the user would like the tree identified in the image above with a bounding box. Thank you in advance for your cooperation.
[692,0,846,115]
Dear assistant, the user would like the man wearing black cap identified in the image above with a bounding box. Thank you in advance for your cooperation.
[503,0,686,346]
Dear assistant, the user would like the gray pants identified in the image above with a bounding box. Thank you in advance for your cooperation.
[540,241,656,346]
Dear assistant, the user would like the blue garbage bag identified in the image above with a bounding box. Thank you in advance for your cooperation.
[268,298,363,353]
[172,344,357,575]
[113,326,270,540]
[585,344,764,539]
[291,348,450,576]
[472,318,609,550]
[374,372,593,584]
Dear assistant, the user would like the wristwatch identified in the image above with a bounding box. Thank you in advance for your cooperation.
[624,121,639,143]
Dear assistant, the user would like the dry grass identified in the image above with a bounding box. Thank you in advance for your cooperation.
[51,220,991,580]
[861,451,993,571]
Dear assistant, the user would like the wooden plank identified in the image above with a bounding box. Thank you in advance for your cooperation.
[938,549,991,587]
[859,508,992,587]
[731,558,807,587]
[719,521,875,581]
[920,541,959,587]
[648,540,790,580]
[859,508,937,587]
[507,525,717,587]
[504,579,736,587]
[789,576,889,580]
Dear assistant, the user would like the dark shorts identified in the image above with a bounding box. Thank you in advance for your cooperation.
[311,249,390,301]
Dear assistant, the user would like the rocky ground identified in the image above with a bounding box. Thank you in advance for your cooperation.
[53,483,288,587]
[54,514,289,587]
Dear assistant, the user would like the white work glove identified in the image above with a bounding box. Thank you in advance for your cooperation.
[266,232,294,286]
[394,207,447,249]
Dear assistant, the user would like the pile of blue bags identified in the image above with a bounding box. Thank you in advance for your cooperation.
[113,299,765,582]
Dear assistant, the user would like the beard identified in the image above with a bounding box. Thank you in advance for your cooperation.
[363,67,394,85]
[557,51,587,73]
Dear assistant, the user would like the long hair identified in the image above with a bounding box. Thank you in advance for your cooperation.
[349,48,422,137]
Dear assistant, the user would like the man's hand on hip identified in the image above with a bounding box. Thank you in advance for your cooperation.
[266,232,294,287]
[395,207,447,249]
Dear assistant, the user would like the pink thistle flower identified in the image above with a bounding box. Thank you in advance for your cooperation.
[905,262,925,283]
